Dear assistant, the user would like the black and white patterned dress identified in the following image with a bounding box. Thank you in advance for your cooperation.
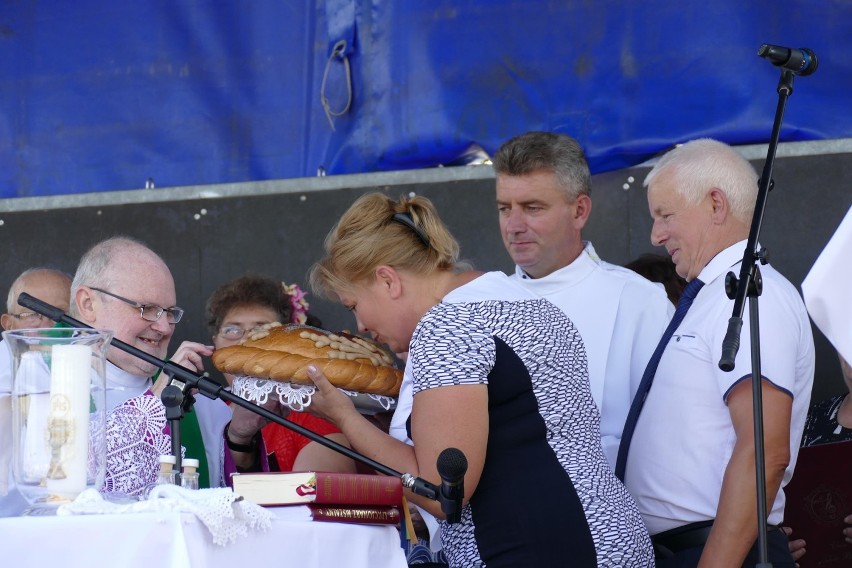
[409,272,653,568]
[801,394,852,447]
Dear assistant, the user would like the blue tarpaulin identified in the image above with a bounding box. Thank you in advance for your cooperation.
[2,1,850,198]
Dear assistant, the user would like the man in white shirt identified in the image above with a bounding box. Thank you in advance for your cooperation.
[622,138,814,565]
[1,268,73,516]
[491,131,673,467]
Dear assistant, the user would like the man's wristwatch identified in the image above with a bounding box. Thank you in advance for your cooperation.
[225,422,259,453]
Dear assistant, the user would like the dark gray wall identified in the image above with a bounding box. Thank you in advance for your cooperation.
[1,149,849,402]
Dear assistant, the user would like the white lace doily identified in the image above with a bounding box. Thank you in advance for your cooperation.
[57,486,272,546]
[232,377,396,415]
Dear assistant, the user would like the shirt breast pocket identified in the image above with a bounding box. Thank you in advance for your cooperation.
[669,332,711,363]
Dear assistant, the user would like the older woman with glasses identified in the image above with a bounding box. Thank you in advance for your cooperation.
[206,274,356,474]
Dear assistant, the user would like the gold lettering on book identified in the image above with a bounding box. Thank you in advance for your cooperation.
[311,506,399,523]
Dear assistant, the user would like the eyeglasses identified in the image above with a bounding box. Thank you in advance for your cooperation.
[8,312,49,325]
[218,325,265,340]
[90,287,184,324]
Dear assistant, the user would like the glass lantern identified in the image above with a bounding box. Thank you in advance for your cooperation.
[3,328,112,514]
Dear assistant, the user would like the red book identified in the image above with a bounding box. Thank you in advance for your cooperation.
[231,471,403,507]
[783,440,852,568]
[307,504,401,525]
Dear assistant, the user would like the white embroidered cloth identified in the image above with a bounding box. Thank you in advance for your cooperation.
[57,486,273,546]
[103,393,175,497]
[232,376,396,415]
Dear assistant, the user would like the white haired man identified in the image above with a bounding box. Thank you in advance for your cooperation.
[620,139,815,566]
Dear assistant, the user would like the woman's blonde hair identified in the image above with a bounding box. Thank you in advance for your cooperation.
[309,192,459,300]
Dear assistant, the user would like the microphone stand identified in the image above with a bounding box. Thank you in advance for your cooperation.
[717,68,798,568]
[17,292,442,502]
[161,382,190,483]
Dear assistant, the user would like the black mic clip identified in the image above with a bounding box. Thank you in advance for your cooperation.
[758,44,818,76]
[161,380,196,415]
[161,383,186,415]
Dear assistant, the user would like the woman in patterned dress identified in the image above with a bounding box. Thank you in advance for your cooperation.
[304,192,654,568]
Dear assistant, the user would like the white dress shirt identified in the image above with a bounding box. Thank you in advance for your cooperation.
[511,241,674,468]
[625,240,815,534]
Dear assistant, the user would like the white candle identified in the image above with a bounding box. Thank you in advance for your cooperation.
[45,344,92,498]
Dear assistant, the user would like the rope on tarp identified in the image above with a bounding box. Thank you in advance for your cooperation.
[320,39,352,131]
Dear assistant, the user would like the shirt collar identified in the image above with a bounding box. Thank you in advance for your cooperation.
[106,360,153,389]
[515,241,600,282]
[697,239,752,286]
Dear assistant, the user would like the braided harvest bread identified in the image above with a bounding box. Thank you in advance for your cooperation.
[212,324,402,396]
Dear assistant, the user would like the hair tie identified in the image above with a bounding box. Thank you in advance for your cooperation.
[282,282,310,324]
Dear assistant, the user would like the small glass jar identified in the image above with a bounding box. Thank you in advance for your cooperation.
[180,458,200,490]
[155,455,177,486]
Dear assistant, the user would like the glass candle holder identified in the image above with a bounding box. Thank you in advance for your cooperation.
[3,328,112,514]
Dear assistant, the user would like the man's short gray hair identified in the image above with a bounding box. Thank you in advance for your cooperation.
[492,131,592,202]
[644,138,758,223]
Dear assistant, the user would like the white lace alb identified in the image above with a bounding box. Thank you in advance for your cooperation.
[103,393,174,497]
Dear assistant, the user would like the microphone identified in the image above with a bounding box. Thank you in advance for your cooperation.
[437,447,468,524]
[757,44,818,76]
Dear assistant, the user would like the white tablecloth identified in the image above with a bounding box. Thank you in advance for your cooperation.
[0,505,409,568]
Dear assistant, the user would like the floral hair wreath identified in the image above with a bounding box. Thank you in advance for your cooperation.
[282,282,310,324]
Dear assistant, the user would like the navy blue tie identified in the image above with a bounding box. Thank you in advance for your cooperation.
[614,277,705,481]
